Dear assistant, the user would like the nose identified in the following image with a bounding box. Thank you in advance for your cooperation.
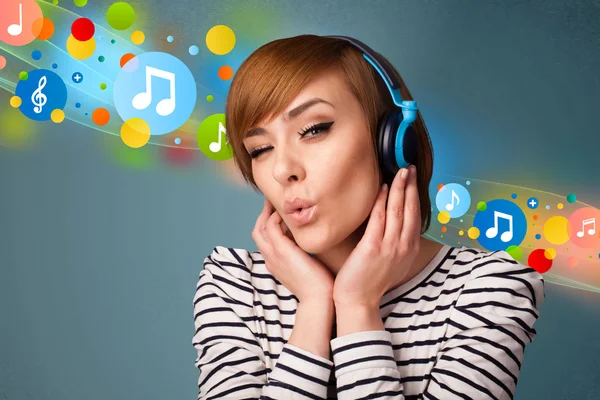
[272,146,306,185]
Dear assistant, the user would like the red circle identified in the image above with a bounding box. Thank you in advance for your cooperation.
[527,248,552,273]
[71,18,95,41]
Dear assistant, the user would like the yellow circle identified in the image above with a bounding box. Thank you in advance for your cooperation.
[544,247,557,260]
[121,118,151,148]
[437,211,451,224]
[51,109,65,123]
[543,215,570,245]
[66,35,96,60]
[205,25,236,55]
[131,30,145,45]
[9,96,22,108]
[458,230,464,236]
[467,227,480,239]
[557,203,564,210]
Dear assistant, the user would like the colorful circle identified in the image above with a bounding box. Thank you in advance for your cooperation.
[0,0,44,46]
[33,17,55,40]
[542,216,570,245]
[100,83,107,90]
[66,35,96,60]
[437,211,451,224]
[15,69,68,122]
[9,96,22,108]
[92,108,110,125]
[526,197,539,209]
[477,201,487,212]
[74,0,88,6]
[435,183,471,218]
[567,193,577,203]
[505,245,523,262]
[206,94,213,102]
[98,55,105,62]
[19,71,28,80]
[50,109,65,123]
[467,227,480,239]
[167,35,174,42]
[218,65,234,80]
[31,50,42,60]
[189,45,199,55]
[120,53,136,68]
[473,199,527,251]
[568,206,600,249]
[197,114,233,160]
[71,18,94,41]
[72,72,83,83]
[528,248,552,273]
[121,118,150,148]
[205,25,236,55]
[106,2,135,30]
[131,30,145,45]
[0,56,7,70]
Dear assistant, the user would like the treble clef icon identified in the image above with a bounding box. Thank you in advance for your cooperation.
[32,76,48,114]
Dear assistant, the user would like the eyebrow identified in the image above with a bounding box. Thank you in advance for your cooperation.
[244,97,334,140]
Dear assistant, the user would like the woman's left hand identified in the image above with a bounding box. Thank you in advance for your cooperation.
[332,164,422,309]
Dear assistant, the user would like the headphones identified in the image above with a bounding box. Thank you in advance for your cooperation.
[325,35,419,185]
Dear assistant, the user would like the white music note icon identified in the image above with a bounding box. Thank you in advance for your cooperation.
[209,122,228,153]
[576,218,596,238]
[7,3,23,36]
[31,76,47,114]
[132,66,176,116]
[486,210,513,242]
[445,190,460,211]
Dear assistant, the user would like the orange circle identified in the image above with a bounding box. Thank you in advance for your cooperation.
[92,108,110,125]
[33,17,54,40]
[120,53,136,68]
[437,183,445,191]
[533,215,538,221]
[218,65,234,80]
[441,226,447,232]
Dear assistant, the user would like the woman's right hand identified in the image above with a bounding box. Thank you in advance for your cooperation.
[252,198,334,304]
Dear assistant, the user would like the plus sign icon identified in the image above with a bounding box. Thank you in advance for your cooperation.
[527,197,539,209]
[72,72,83,83]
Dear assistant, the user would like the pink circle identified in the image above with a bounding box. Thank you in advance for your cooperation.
[568,207,600,249]
[0,56,6,70]
[0,0,43,46]
[567,256,579,267]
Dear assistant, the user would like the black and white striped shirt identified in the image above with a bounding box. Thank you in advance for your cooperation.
[192,244,544,399]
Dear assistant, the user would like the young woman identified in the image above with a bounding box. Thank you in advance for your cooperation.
[192,34,544,400]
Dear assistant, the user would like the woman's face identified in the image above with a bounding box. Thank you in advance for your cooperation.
[243,69,381,254]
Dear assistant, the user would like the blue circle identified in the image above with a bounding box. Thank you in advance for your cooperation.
[85,112,88,115]
[511,193,517,199]
[466,180,470,185]
[527,197,539,209]
[546,205,551,210]
[473,199,527,251]
[189,45,199,55]
[535,234,541,240]
[15,69,67,121]
[31,50,42,60]
[52,63,58,69]
[113,52,197,136]
[72,72,83,83]
[435,183,471,218]
[174,137,181,144]
[75,102,81,108]
[167,35,174,43]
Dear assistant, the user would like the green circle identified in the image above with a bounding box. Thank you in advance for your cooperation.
[206,95,214,102]
[566,193,576,203]
[197,114,233,161]
[74,0,87,6]
[505,245,522,261]
[52,0,59,5]
[476,201,487,212]
[100,83,107,90]
[98,55,105,62]
[19,71,28,80]
[106,2,136,31]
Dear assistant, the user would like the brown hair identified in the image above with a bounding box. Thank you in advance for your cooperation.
[225,34,434,234]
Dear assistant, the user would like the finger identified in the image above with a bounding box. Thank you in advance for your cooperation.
[265,211,297,251]
[383,167,409,244]
[362,183,389,243]
[253,199,275,251]
[400,165,422,242]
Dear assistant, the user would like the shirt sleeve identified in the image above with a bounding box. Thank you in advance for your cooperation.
[329,253,545,400]
[193,250,334,399]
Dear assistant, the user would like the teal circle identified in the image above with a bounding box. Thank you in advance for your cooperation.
[567,193,576,203]
[197,114,233,160]
[106,2,135,30]
[98,55,105,62]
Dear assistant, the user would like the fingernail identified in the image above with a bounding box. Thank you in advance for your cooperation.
[382,183,388,192]
[401,168,408,178]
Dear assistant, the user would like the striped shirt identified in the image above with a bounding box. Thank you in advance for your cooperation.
[192,244,544,399]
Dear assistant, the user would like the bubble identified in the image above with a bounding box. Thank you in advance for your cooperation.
[467,227,480,239]
[189,45,199,55]
[437,211,450,224]
[19,71,28,80]
[75,102,81,108]
[533,214,538,220]
[535,234,541,239]
[71,18,95,41]
[466,180,470,185]
[218,65,234,80]
[528,248,552,273]
[52,63,58,69]
[167,35,174,42]
[437,183,444,191]
[31,50,42,60]
[74,0,88,6]
[120,53,136,67]
[92,108,110,125]
[131,30,145,45]
[0,56,6,70]
[546,205,550,210]
[557,202,564,210]
[505,245,523,261]
[66,35,96,60]
[51,109,65,123]
[205,25,236,55]
[52,0,58,4]
[121,118,150,148]
[107,2,136,30]
[544,247,557,260]
[566,193,576,203]
[441,226,447,233]
[458,230,464,236]
[543,216,570,245]
[33,17,55,40]
[476,201,487,212]
[98,56,105,62]
[9,96,22,108]
[174,137,181,144]
[111,39,116,44]
[206,95,213,102]
[100,83,107,90]
[567,256,579,267]
[511,193,517,199]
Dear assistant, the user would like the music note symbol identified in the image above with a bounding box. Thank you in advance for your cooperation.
[7,3,23,36]
[132,66,176,116]
[31,76,47,114]
[445,190,460,211]
[486,210,513,242]
[576,218,596,238]
[209,122,228,153]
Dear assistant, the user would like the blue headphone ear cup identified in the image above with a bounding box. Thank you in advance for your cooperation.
[377,110,402,185]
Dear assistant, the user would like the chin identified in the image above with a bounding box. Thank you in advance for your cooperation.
[291,225,335,255]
